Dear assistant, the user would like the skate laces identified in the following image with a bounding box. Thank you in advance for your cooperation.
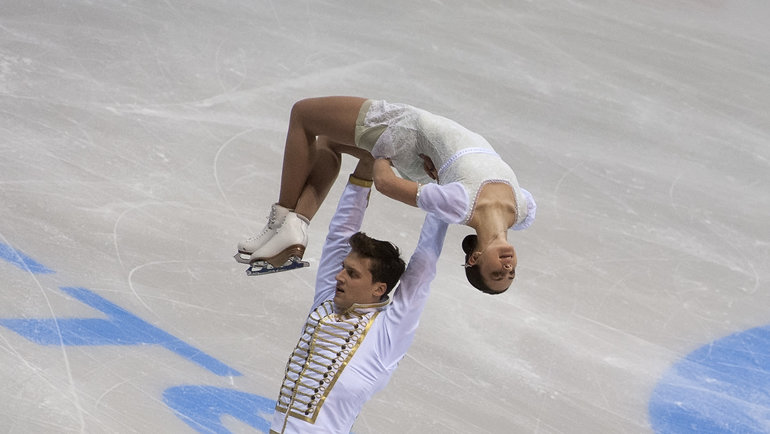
[245,208,277,242]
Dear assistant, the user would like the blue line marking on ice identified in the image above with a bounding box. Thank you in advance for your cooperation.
[164,386,275,433]
[0,243,54,274]
[649,325,770,433]
[0,286,242,377]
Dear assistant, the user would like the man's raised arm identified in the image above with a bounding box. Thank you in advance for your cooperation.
[312,160,374,306]
[378,212,448,364]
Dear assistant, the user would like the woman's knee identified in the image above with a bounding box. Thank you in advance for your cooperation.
[289,98,315,124]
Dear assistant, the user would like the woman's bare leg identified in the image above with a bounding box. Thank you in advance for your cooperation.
[278,96,368,210]
[294,136,376,220]
[294,136,342,220]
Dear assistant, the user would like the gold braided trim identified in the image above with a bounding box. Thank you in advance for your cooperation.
[348,174,373,188]
[275,309,380,424]
[312,311,379,419]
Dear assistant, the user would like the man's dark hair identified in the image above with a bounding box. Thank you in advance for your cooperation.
[349,232,406,297]
[462,235,507,295]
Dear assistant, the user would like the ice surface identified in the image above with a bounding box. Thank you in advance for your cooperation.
[1,0,769,432]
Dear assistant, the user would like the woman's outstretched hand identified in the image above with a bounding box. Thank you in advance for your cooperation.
[352,153,375,181]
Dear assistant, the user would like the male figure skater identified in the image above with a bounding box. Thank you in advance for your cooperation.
[270,157,448,433]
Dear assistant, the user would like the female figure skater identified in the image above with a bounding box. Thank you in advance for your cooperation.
[237,96,535,294]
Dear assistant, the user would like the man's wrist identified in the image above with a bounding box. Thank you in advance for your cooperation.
[348,174,373,188]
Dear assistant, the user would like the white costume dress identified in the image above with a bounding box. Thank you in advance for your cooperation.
[355,99,536,229]
[270,179,448,433]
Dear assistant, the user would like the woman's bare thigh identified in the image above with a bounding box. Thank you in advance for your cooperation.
[290,96,368,146]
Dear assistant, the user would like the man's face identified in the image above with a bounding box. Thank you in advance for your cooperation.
[334,252,384,310]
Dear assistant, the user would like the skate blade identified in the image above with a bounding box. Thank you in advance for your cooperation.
[245,256,309,276]
[234,252,253,264]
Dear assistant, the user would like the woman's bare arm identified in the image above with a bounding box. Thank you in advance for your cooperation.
[372,159,419,207]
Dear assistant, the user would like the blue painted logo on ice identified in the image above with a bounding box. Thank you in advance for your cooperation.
[649,325,770,433]
[0,243,276,433]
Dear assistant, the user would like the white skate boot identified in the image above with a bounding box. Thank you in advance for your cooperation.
[245,212,310,275]
[235,203,291,263]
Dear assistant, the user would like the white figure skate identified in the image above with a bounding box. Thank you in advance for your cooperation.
[242,212,310,276]
[234,203,291,264]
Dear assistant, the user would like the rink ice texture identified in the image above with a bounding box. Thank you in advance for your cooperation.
[1,1,769,433]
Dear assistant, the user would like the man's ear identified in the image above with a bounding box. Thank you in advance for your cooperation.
[372,282,387,297]
[467,251,481,266]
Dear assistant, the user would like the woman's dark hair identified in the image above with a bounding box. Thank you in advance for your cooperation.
[462,235,505,295]
[349,232,406,297]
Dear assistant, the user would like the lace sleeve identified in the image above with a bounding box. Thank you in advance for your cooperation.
[416,182,468,224]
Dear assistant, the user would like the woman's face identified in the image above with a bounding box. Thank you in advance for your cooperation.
[470,241,517,293]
